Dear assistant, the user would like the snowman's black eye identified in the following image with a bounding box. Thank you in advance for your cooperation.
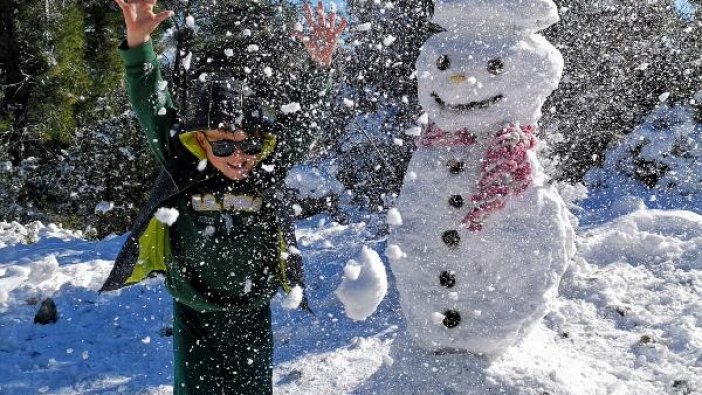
[436,55,450,71]
[487,58,504,75]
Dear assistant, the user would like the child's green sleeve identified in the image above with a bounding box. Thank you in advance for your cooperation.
[120,40,176,166]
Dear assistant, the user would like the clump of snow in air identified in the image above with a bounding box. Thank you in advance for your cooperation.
[94,201,114,214]
[181,52,193,70]
[198,73,208,83]
[185,15,196,29]
[261,164,275,173]
[224,48,234,57]
[383,35,396,46]
[354,22,372,31]
[343,98,355,107]
[281,102,301,114]
[157,107,167,116]
[292,204,302,216]
[263,66,273,77]
[247,44,259,52]
[197,158,207,171]
[242,28,252,36]
[385,208,403,226]
[281,285,303,310]
[154,207,179,226]
[658,92,670,102]
[335,247,388,321]
[384,244,406,261]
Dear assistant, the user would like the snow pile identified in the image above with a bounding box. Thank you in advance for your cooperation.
[335,247,388,321]
[0,221,85,249]
[583,105,702,219]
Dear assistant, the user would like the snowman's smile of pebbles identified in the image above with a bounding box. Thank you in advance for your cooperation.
[431,92,504,111]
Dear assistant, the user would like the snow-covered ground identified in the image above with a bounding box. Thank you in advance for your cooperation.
[2,126,702,394]
[1,201,700,394]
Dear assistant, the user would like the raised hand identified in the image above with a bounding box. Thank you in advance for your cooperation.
[295,1,348,69]
[114,0,174,48]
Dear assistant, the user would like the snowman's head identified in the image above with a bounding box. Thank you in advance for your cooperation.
[416,32,563,134]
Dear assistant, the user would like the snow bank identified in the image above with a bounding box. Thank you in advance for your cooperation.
[583,105,702,222]
[335,247,388,321]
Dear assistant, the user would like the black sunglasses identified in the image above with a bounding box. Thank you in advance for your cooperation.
[208,138,263,157]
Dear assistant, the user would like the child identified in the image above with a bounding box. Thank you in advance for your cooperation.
[99,1,346,393]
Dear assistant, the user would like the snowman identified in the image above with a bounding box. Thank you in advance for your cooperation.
[386,0,576,355]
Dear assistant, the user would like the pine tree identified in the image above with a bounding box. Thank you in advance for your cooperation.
[542,0,702,182]
[337,0,435,206]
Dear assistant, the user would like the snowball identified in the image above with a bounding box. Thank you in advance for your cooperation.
[343,98,355,107]
[263,66,273,77]
[659,92,670,102]
[94,201,114,215]
[355,22,372,31]
[197,159,207,171]
[181,52,193,71]
[335,247,388,321]
[141,336,151,344]
[243,28,252,36]
[386,208,403,226]
[224,48,234,57]
[198,73,208,83]
[185,15,195,29]
[247,44,259,52]
[261,164,275,172]
[292,204,303,216]
[28,255,59,284]
[281,102,301,114]
[157,107,167,116]
[383,35,396,46]
[154,207,179,226]
[637,62,650,71]
[281,285,304,310]
[384,244,406,261]
[393,137,404,146]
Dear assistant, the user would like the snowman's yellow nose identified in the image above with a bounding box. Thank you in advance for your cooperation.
[449,75,467,84]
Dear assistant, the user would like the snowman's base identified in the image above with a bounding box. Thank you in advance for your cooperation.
[354,328,585,395]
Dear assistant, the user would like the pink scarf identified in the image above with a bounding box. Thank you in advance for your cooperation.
[417,122,537,232]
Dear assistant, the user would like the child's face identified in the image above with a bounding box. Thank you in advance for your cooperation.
[195,129,259,181]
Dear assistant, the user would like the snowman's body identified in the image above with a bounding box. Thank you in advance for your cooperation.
[386,0,575,355]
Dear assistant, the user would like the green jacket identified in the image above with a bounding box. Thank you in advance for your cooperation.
[99,40,329,312]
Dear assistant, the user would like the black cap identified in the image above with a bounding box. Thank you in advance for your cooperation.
[180,73,275,134]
